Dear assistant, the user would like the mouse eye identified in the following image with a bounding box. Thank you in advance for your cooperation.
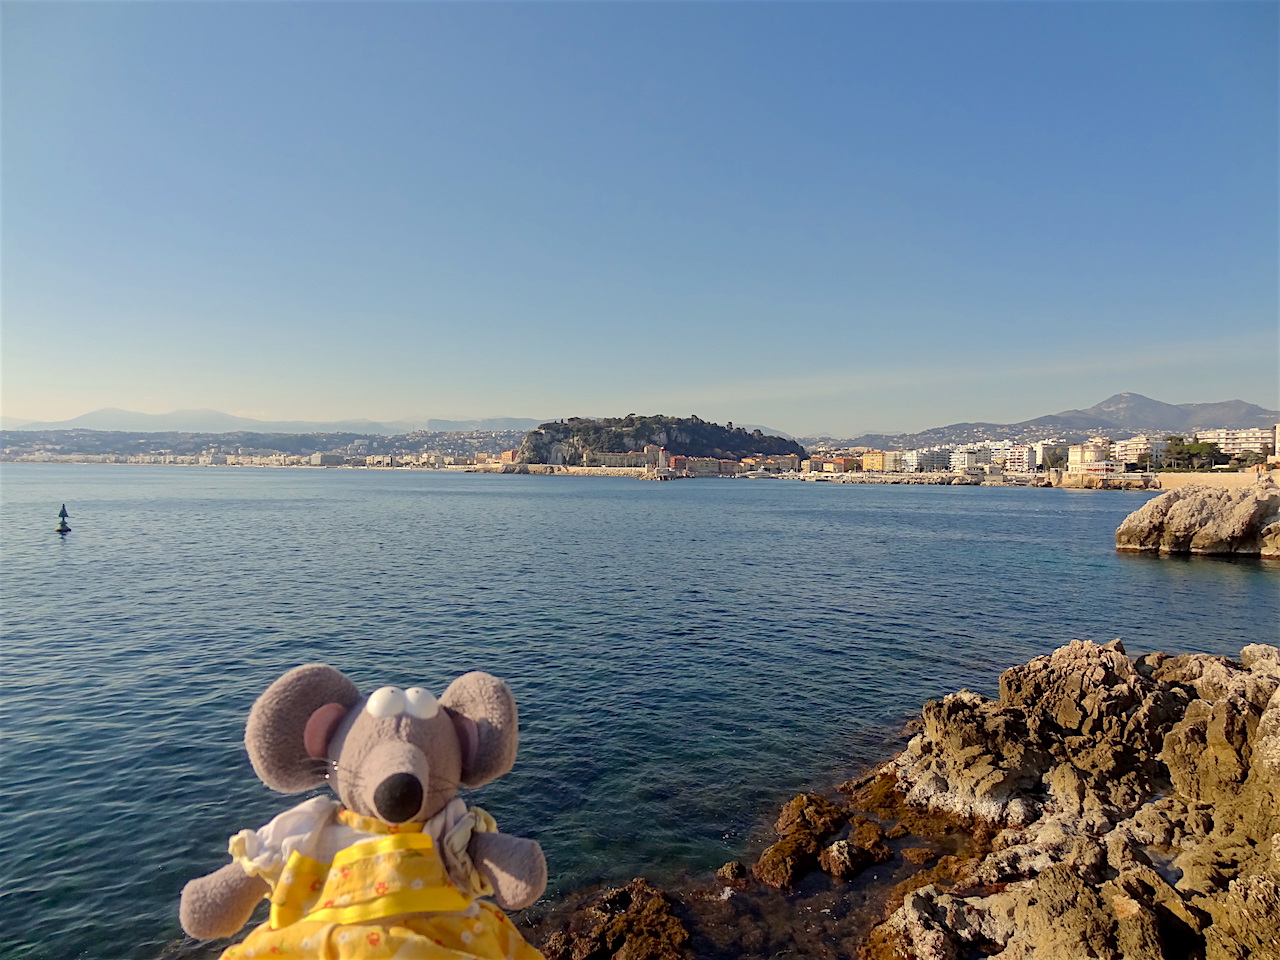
[404,687,439,720]
[366,686,406,718]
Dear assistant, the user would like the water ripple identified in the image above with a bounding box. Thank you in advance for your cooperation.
[1,466,1274,959]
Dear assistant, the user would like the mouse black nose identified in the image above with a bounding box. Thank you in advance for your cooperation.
[373,772,423,823]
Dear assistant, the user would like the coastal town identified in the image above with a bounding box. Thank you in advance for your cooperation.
[5,425,1277,489]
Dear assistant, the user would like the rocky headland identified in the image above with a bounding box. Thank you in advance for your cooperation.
[536,640,1280,960]
[515,415,805,466]
[1116,478,1280,558]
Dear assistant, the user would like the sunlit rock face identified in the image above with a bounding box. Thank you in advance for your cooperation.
[1115,479,1280,557]
[866,640,1280,960]
[534,640,1280,960]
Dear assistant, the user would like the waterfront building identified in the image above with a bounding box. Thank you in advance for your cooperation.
[769,454,801,472]
[741,454,798,473]
[1192,428,1274,455]
[684,457,729,476]
[1111,436,1166,466]
[1069,460,1126,476]
[1068,440,1112,471]
[1003,445,1038,473]
[585,450,649,467]
[904,448,953,472]
[862,451,888,471]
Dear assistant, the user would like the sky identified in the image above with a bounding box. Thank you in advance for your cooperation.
[3,1,1277,437]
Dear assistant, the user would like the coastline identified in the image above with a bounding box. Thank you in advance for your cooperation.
[531,639,1280,960]
[7,458,1275,493]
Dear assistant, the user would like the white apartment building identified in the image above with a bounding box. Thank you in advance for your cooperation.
[904,448,953,472]
[950,450,979,471]
[1192,427,1275,455]
[949,444,994,466]
[1111,436,1166,465]
[1003,445,1038,473]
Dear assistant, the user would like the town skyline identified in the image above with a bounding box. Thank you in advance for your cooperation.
[4,3,1275,436]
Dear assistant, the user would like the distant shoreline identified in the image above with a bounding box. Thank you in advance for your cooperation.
[5,458,1275,492]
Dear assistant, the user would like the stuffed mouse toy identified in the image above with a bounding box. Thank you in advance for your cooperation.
[180,664,547,959]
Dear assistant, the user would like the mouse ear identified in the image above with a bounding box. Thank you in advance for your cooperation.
[439,672,518,788]
[245,664,361,793]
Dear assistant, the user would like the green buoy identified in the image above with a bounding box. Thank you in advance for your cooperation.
[56,503,70,535]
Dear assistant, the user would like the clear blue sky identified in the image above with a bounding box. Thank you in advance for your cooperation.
[3,1,1276,436]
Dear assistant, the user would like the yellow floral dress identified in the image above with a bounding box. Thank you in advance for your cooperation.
[222,797,544,960]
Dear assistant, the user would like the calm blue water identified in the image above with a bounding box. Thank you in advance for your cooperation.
[2,465,1275,959]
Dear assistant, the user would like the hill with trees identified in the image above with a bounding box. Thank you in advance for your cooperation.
[515,415,806,465]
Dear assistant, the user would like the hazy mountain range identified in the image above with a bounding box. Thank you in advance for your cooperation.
[1,407,791,438]
[3,393,1275,444]
[840,393,1279,449]
[0,408,545,434]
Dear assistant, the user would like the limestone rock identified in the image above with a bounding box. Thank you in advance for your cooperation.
[860,884,961,960]
[753,792,848,889]
[818,816,893,883]
[541,878,690,960]
[714,860,747,884]
[1202,874,1280,960]
[902,846,935,865]
[774,791,847,839]
[861,639,1280,960]
[890,640,1185,828]
[1114,479,1280,556]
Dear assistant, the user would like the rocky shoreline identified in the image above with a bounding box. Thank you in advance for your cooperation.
[533,640,1280,960]
[1115,479,1280,558]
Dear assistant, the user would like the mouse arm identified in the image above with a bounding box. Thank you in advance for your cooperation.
[469,831,547,911]
[179,863,270,940]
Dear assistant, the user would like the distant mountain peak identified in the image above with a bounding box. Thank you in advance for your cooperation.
[839,392,1278,449]
[6,408,547,435]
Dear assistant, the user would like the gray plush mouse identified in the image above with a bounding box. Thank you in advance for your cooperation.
[179,664,547,960]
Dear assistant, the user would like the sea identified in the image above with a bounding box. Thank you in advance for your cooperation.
[1,464,1276,960]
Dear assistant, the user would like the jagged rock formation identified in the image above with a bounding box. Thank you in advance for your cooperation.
[862,640,1280,960]
[752,794,894,889]
[540,878,690,960]
[536,641,1280,959]
[1115,479,1280,557]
